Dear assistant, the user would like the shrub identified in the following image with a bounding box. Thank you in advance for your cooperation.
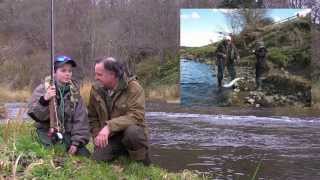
[267,48,289,68]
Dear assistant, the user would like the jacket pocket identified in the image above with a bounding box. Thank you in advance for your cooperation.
[114,101,128,116]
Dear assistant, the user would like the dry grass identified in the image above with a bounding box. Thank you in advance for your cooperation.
[0,86,31,102]
[80,81,92,106]
[80,81,180,104]
[312,82,320,109]
[146,84,180,102]
[1,108,28,143]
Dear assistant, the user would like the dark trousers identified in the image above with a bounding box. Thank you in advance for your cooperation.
[255,58,267,88]
[36,128,91,157]
[92,125,149,162]
[217,57,236,86]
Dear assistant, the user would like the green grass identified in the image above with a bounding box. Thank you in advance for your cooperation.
[0,122,205,179]
[136,56,179,87]
[267,48,290,68]
[181,45,216,60]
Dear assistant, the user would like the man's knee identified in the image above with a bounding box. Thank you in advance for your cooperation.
[122,125,147,148]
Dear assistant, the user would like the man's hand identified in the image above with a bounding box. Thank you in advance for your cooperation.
[94,125,110,148]
[68,145,78,155]
[44,85,56,101]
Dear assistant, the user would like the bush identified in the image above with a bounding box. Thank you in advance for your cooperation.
[268,48,289,67]
[290,50,310,67]
[293,19,311,32]
[263,32,277,47]
[136,55,179,87]
[278,34,289,45]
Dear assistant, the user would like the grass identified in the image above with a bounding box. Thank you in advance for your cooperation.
[267,48,290,68]
[0,70,178,107]
[180,45,216,60]
[250,158,263,180]
[312,82,320,109]
[136,56,180,102]
[80,81,180,105]
[136,56,179,87]
[0,120,206,179]
[146,84,180,102]
[0,86,31,102]
[79,81,92,106]
[79,56,181,104]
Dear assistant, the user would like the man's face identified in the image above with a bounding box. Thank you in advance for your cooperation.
[55,64,73,84]
[95,62,117,89]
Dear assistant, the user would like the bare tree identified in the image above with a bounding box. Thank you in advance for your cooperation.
[1,0,319,88]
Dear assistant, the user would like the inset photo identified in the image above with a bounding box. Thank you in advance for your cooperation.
[180,8,312,107]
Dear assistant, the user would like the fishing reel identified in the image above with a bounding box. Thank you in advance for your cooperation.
[48,128,64,144]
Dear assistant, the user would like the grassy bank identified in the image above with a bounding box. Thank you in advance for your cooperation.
[0,120,205,179]
[312,82,320,109]
[80,82,179,106]
[0,86,31,102]
[0,54,180,105]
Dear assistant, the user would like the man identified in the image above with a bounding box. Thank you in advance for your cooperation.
[253,40,268,90]
[88,57,150,165]
[215,35,240,88]
[27,55,90,157]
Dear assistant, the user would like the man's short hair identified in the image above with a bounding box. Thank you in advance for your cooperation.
[95,57,124,78]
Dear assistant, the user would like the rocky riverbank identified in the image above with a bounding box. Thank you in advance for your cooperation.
[229,64,311,108]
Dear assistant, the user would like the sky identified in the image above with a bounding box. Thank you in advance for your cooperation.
[180,8,311,47]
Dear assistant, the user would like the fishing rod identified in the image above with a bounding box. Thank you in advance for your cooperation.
[48,0,63,142]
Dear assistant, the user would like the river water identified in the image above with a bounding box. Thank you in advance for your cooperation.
[148,112,320,179]
[180,59,232,107]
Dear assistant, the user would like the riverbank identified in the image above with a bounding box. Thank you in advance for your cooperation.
[0,121,205,179]
[1,99,320,121]
[0,78,179,110]
[180,58,311,108]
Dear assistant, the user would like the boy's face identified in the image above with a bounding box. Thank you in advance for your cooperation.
[55,63,73,84]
